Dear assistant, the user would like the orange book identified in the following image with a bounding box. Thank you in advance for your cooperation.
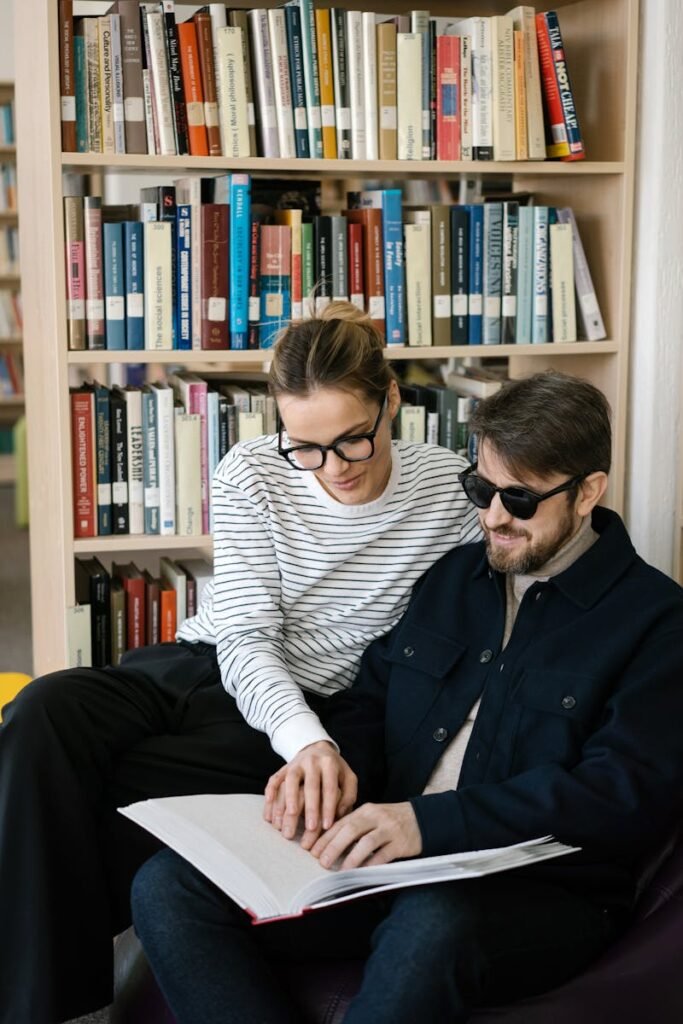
[314,9,337,159]
[274,209,302,321]
[178,21,209,157]
[513,30,528,161]
[160,584,177,642]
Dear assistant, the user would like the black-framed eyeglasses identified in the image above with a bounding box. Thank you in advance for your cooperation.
[278,397,387,471]
[458,463,588,521]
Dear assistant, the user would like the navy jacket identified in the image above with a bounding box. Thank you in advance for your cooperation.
[322,508,683,909]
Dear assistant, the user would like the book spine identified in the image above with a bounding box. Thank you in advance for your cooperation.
[230,174,251,349]
[382,189,405,345]
[71,391,97,538]
[285,6,310,158]
[116,1,147,153]
[544,11,585,161]
[84,196,105,349]
[160,585,177,641]
[147,10,176,155]
[248,9,280,158]
[174,411,202,535]
[206,389,220,531]
[470,18,493,160]
[67,605,92,667]
[259,224,291,349]
[515,205,534,344]
[314,215,332,314]
[142,387,160,534]
[501,201,519,344]
[301,221,315,319]
[396,33,422,160]
[94,385,112,535]
[194,12,222,156]
[467,204,484,344]
[98,15,116,154]
[139,5,158,153]
[74,32,88,152]
[404,221,431,347]
[289,0,322,159]
[91,567,111,667]
[109,14,126,154]
[176,204,192,350]
[275,209,303,319]
[125,388,144,534]
[123,221,144,350]
[376,22,397,161]
[228,10,258,156]
[535,12,569,159]
[143,220,173,350]
[482,203,502,344]
[531,206,550,343]
[549,222,577,342]
[59,0,77,151]
[125,574,146,650]
[177,22,209,156]
[346,11,366,160]
[431,205,451,346]
[146,575,160,645]
[248,220,261,349]
[183,382,209,534]
[200,204,229,350]
[103,221,126,350]
[410,10,431,160]
[154,386,176,535]
[513,29,528,161]
[215,26,251,158]
[361,12,378,161]
[556,207,606,341]
[429,21,437,160]
[268,9,296,160]
[64,196,87,350]
[314,9,337,159]
[450,205,469,344]
[330,9,351,159]
[436,35,460,161]
[330,215,348,301]
[84,17,102,151]
[459,35,472,161]
[348,221,364,311]
[110,388,129,533]
[163,1,188,155]
[491,15,515,162]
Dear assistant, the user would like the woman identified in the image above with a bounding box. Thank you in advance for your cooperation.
[0,303,479,1024]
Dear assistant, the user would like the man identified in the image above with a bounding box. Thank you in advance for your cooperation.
[131,372,683,1024]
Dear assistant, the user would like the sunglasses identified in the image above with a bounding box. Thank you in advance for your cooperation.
[458,463,588,521]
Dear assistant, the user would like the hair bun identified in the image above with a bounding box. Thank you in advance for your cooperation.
[318,300,373,325]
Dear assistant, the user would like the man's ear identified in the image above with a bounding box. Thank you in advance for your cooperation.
[576,472,608,516]
[387,379,401,421]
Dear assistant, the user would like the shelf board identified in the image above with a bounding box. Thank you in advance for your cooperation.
[0,395,24,407]
[0,210,18,222]
[74,534,213,554]
[0,453,15,483]
[67,341,618,365]
[0,335,22,346]
[0,145,16,158]
[0,274,20,286]
[61,152,625,178]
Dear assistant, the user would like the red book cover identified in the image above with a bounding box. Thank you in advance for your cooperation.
[193,11,222,156]
[178,21,209,157]
[347,222,364,311]
[70,388,96,538]
[113,562,146,651]
[436,35,460,161]
[344,208,385,335]
[535,13,570,160]
[200,204,229,350]
[160,584,177,642]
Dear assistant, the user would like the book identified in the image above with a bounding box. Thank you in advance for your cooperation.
[542,11,585,161]
[259,224,291,349]
[376,20,397,161]
[507,5,545,160]
[143,570,161,646]
[215,26,250,158]
[556,207,606,341]
[361,12,378,160]
[531,205,550,343]
[177,19,209,156]
[123,221,144,349]
[404,217,431,347]
[515,204,534,343]
[93,381,112,535]
[103,221,125,350]
[229,174,251,349]
[160,555,187,624]
[450,204,469,345]
[84,196,105,349]
[285,4,310,159]
[64,196,86,350]
[143,220,173,349]
[430,204,451,347]
[110,576,126,665]
[70,385,97,538]
[113,561,146,650]
[120,792,579,923]
[59,1,77,152]
[314,8,337,159]
[410,10,431,160]
[228,10,258,156]
[109,384,129,533]
[436,34,460,162]
[67,604,92,668]
[482,202,503,345]
[396,32,421,160]
[491,14,515,162]
[346,10,365,160]
[269,8,296,160]
[200,203,229,350]
[549,221,576,342]
[75,556,111,668]
[248,8,280,158]
[193,9,222,156]
[150,381,176,535]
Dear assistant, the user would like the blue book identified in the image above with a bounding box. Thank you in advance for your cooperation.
[103,222,126,350]
[229,175,251,350]
[123,222,144,350]
[286,0,323,158]
[93,383,112,536]
[467,204,484,345]
[176,205,192,351]
[450,205,469,345]
[141,386,160,534]
[206,389,220,534]
[74,33,88,153]
[259,224,291,349]
[285,5,311,158]
[532,207,550,344]
[359,189,405,345]
[482,203,502,345]
[515,206,534,344]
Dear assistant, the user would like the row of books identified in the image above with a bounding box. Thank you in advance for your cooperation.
[70,373,277,540]
[0,164,16,213]
[0,102,13,145]
[72,555,211,667]
[59,2,583,163]
[395,366,506,453]
[0,226,19,276]
[0,291,22,338]
[0,352,23,398]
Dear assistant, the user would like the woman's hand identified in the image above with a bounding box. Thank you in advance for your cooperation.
[264,741,358,849]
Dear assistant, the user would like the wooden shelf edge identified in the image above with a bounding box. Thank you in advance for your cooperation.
[74,535,214,554]
[0,336,22,345]
[0,453,15,483]
[0,395,24,406]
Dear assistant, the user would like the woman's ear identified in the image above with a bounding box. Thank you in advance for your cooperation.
[576,472,608,516]
[387,379,401,421]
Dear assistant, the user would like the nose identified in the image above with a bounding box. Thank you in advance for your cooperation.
[324,449,352,476]
[481,492,514,531]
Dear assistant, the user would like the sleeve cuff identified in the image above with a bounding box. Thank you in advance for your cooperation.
[410,791,469,857]
[271,711,340,762]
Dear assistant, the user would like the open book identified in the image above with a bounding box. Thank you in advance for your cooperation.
[120,793,579,923]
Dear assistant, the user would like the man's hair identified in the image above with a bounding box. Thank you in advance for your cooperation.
[468,371,612,478]
[269,301,395,404]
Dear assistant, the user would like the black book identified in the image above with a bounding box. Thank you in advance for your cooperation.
[110,385,129,534]
[330,9,351,159]
[75,556,111,668]
[450,206,470,345]
[501,201,519,345]
[314,215,333,311]
[162,6,189,155]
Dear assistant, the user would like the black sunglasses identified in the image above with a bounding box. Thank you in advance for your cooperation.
[458,463,588,520]
[278,398,387,471]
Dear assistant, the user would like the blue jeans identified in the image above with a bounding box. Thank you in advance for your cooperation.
[131,848,619,1024]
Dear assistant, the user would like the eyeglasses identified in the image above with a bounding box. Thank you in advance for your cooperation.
[458,463,587,521]
[278,398,387,471]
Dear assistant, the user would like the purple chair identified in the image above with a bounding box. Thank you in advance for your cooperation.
[112,828,683,1024]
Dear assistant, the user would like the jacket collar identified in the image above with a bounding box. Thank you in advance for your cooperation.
[473,507,638,610]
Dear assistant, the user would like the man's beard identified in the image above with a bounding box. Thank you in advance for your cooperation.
[484,506,577,575]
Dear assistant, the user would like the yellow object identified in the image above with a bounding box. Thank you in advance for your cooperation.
[0,672,32,721]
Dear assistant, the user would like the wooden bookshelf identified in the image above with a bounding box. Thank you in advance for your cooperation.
[17,0,639,675]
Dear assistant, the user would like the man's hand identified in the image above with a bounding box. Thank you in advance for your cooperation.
[263,741,358,848]
[310,801,422,870]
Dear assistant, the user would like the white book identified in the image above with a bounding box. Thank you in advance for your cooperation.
[400,404,426,443]
[110,13,126,154]
[120,793,580,923]
[346,11,366,159]
[409,10,431,160]
[124,386,144,534]
[143,221,172,350]
[150,381,176,535]
[145,10,176,155]
[361,12,378,160]
[550,222,577,343]
[454,18,492,160]
[174,176,202,350]
[426,410,439,445]
[491,15,515,161]
[174,410,202,536]
[160,556,187,624]
[67,604,92,669]
[142,68,156,154]
[268,9,296,159]
[215,26,251,157]
[238,410,265,442]
[404,221,432,346]
[507,5,546,161]
[248,9,280,157]
[397,33,422,160]
[556,208,606,341]
[176,558,213,610]
[459,35,472,160]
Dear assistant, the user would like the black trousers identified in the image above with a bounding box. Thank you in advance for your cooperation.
[0,642,316,1024]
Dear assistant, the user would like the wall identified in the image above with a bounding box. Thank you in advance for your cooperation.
[0,0,13,78]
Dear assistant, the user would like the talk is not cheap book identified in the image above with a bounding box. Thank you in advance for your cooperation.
[120,793,579,924]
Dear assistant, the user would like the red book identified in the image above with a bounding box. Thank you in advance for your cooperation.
[178,21,209,156]
[59,1,77,152]
[436,35,460,161]
[113,562,146,651]
[535,13,570,160]
[247,220,261,350]
[344,208,385,335]
[200,204,229,349]
[70,387,97,538]
[160,584,177,642]
[347,222,364,312]
[193,11,222,156]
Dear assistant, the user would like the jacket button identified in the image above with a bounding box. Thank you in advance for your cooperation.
[479,649,493,664]
[433,727,448,742]
[403,645,415,657]
[561,695,576,710]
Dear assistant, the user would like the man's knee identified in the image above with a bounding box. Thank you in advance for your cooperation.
[1,669,83,730]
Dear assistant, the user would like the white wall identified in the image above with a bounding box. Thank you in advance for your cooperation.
[0,0,14,78]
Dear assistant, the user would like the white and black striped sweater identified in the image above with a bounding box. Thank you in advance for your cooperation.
[177,436,481,760]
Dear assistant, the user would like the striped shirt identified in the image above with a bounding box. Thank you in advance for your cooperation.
[177,436,481,760]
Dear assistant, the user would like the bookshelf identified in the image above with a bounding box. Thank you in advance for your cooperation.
[0,79,21,485]
[16,0,638,675]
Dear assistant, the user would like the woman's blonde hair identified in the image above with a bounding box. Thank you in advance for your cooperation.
[268,301,395,403]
